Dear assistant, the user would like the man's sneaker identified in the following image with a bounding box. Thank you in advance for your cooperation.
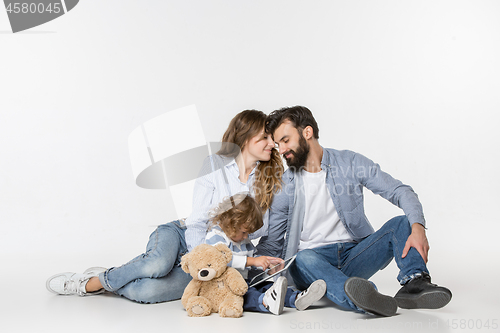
[394,272,452,309]
[344,277,397,317]
[262,276,287,315]
[295,279,327,311]
[46,267,107,296]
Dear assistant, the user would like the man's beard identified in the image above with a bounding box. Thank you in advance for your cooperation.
[284,134,309,170]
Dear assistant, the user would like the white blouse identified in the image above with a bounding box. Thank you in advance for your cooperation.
[184,154,269,251]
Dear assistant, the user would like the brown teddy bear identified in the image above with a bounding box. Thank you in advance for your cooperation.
[180,243,248,317]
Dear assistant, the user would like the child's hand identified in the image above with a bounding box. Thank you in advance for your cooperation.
[267,257,285,275]
[268,257,284,266]
[247,256,275,270]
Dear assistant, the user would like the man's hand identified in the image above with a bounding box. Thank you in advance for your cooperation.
[402,223,429,263]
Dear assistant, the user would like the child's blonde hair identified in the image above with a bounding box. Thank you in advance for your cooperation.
[209,193,263,240]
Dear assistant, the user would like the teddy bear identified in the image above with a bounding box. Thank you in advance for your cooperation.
[180,243,248,318]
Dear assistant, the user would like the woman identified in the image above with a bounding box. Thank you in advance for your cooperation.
[46,110,283,304]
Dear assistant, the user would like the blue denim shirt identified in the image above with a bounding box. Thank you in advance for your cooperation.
[256,147,426,260]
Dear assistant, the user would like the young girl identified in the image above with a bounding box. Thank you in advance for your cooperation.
[205,193,326,315]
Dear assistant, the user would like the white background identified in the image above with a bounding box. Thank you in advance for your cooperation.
[1,1,499,332]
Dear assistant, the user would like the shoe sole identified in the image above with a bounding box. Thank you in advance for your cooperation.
[268,277,287,315]
[295,280,327,311]
[276,277,288,315]
[395,290,452,309]
[344,277,397,317]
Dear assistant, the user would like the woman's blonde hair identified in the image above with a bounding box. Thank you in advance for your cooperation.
[209,193,263,240]
[217,110,283,211]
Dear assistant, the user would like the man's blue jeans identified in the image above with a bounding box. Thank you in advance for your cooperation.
[289,215,428,312]
[98,221,192,303]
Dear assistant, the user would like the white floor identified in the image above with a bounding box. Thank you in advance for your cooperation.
[3,251,498,333]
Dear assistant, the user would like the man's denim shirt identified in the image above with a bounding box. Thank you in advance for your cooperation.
[256,147,426,260]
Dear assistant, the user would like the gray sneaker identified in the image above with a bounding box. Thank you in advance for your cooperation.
[344,277,397,317]
[46,267,107,296]
[295,279,327,311]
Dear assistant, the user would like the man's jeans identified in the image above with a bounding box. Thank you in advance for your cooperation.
[289,215,428,312]
[98,221,192,303]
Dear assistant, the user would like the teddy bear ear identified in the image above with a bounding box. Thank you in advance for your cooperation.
[214,243,233,263]
[180,252,190,273]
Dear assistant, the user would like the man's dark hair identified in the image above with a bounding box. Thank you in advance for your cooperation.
[266,105,319,139]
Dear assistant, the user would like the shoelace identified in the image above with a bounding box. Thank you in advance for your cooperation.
[63,275,87,296]
[297,286,310,299]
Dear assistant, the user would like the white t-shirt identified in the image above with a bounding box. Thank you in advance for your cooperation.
[299,169,353,250]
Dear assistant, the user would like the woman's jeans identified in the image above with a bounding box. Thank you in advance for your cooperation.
[289,215,429,312]
[98,221,192,303]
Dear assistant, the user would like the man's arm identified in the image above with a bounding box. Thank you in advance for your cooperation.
[352,152,429,262]
[255,182,290,259]
[248,209,269,239]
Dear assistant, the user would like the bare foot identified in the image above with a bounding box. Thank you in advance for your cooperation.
[85,277,104,292]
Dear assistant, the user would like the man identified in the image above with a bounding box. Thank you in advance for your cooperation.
[256,106,451,316]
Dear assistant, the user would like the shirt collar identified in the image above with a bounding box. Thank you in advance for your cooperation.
[225,156,260,178]
[320,146,331,169]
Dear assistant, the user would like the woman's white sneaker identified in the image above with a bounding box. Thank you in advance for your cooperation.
[46,267,106,296]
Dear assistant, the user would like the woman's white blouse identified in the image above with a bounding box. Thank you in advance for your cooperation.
[184,154,269,251]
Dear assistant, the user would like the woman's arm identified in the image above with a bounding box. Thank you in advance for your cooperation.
[184,157,216,251]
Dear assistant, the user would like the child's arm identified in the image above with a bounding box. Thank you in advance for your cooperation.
[205,226,247,271]
[206,226,283,271]
[246,256,283,270]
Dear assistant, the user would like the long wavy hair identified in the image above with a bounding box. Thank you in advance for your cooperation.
[217,110,283,211]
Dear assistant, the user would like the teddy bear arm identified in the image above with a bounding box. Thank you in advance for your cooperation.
[225,267,248,296]
[181,280,202,309]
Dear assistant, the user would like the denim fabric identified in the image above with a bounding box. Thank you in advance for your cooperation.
[288,216,429,312]
[98,221,192,303]
[256,147,426,260]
